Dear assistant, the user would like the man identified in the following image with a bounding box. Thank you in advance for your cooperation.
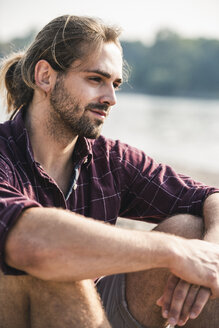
[0,14,219,328]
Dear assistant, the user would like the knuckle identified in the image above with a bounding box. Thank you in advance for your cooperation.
[199,289,211,301]
[163,301,171,310]
[169,308,179,318]
[208,271,217,283]
[207,272,219,294]
[191,303,201,315]
[183,291,196,303]
[181,303,190,316]
[182,297,193,311]
[174,289,184,301]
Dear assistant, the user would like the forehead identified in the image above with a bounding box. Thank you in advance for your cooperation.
[72,42,123,79]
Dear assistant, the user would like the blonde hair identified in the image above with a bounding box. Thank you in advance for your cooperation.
[0,15,122,113]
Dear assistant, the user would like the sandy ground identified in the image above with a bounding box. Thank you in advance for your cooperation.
[116,163,219,231]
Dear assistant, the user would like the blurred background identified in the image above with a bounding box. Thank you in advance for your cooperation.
[1,0,219,229]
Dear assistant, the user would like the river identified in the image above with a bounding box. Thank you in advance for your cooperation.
[102,93,219,184]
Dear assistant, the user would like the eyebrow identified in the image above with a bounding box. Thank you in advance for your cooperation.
[84,69,123,84]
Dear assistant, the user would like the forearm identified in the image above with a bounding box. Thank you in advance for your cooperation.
[5,207,173,281]
[203,192,219,243]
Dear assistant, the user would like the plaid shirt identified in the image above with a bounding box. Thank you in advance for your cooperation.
[0,108,218,274]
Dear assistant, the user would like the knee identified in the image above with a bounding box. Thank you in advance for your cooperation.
[25,276,99,306]
[154,214,204,240]
[25,275,86,296]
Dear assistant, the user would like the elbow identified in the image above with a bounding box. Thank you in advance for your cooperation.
[4,233,53,280]
[5,237,73,281]
[5,235,41,274]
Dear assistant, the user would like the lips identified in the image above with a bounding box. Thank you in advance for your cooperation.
[85,103,109,117]
[90,109,107,117]
[87,108,109,120]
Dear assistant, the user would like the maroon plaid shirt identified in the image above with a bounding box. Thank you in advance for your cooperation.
[0,107,218,274]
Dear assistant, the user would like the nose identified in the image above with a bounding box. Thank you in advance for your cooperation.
[99,86,117,107]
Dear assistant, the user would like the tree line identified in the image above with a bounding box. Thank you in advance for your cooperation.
[1,29,219,98]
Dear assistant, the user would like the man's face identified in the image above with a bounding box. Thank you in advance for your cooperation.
[49,42,123,139]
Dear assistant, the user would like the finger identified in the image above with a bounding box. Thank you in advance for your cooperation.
[157,274,179,318]
[167,279,190,326]
[178,284,200,324]
[156,295,163,306]
[189,287,211,319]
[178,287,210,326]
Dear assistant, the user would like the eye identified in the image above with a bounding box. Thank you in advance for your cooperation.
[88,77,102,83]
[113,83,121,91]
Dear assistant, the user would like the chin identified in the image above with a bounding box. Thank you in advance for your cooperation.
[85,125,103,139]
[85,131,101,139]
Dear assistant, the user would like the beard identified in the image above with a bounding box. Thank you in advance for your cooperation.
[49,75,109,139]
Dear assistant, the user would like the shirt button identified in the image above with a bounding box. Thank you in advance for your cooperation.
[73,183,78,190]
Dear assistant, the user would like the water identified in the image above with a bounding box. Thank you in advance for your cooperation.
[102,93,219,174]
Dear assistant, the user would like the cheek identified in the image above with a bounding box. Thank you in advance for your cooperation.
[80,88,100,105]
[65,78,101,104]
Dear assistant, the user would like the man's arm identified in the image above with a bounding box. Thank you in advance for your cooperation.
[5,207,171,281]
[4,206,219,296]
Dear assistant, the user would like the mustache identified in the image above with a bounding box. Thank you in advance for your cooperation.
[85,103,109,112]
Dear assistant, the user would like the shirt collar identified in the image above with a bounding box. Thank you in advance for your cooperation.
[73,136,92,167]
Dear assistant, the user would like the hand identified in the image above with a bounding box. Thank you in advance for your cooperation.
[168,238,219,298]
[156,274,211,326]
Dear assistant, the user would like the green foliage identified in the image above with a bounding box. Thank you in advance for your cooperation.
[121,29,219,97]
[1,29,219,97]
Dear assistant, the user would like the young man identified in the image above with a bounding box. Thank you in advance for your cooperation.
[0,15,219,328]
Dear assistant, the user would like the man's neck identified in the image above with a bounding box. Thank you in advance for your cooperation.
[25,101,78,194]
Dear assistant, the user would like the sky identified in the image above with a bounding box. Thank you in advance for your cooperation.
[1,0,219,43]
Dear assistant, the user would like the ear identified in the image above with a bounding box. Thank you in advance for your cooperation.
[34,60,57,93]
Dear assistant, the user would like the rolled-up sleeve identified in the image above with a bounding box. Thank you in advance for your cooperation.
[0,163,41,274]
[119,144,219,222]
